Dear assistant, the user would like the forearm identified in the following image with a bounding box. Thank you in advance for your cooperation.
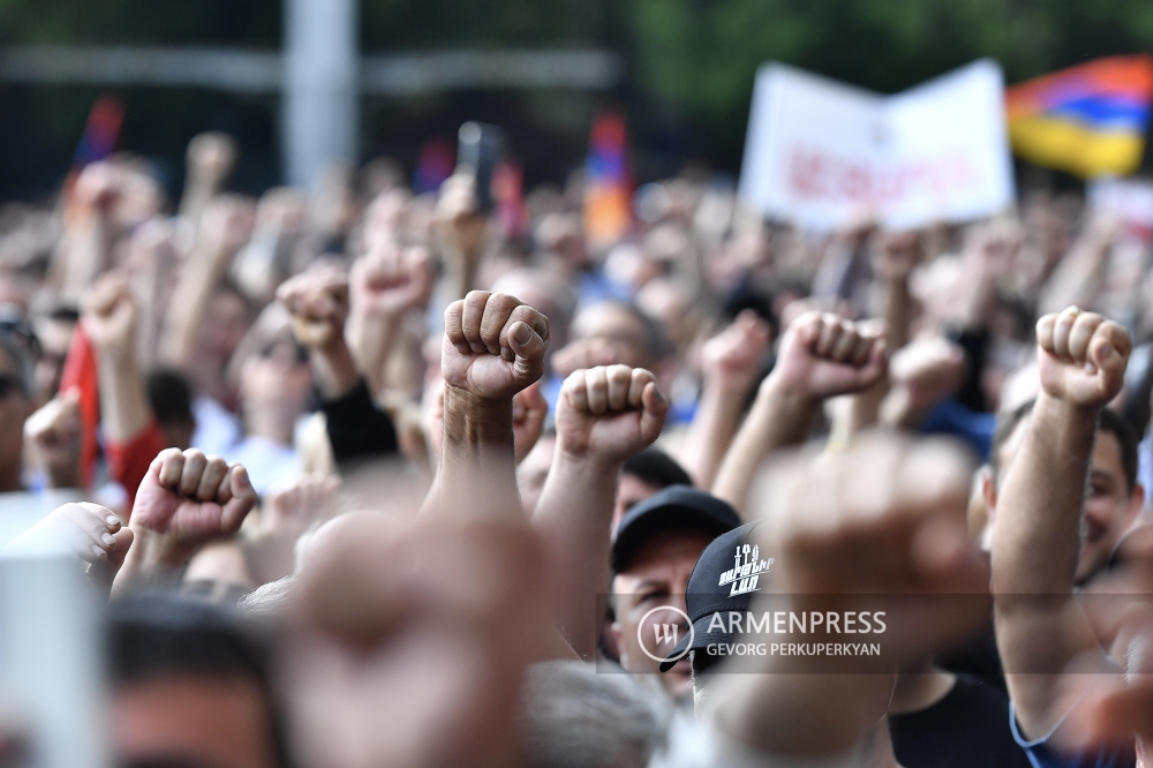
[992,391,1097,736]
[712,378,818,515]
[310,341,360,401]
[436,385,521,522]
[97,350,153,443]
[679,380,750,490]
[346,312,404,400]
[111,527,195,597]
[532,452,620,659]
[159,245,229,367]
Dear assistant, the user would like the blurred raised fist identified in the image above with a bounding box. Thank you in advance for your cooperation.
[556,365,667,465]
[441,291,549,402]
[755,433,988,658]
[263,473,340,540]
[82,271,137,360]
[888,336,966,415]
[872,230,923,282]
[435,172,488,258]
[701,310,771,394]
[24,391,82,486]
[1036,307,1131,409]
[186,132,237,182]
[772,311,887,400]
[132,448,257,551]
[350,244,434,318]
[277,266,350,351]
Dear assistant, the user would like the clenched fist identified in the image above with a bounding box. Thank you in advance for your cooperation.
[556,365,668,464]
[772,311,887,400]
[351,244,434,318]
[82,271,138,361]
[278,267,350,351]
[132,448,257,551]
[1036,307,1131,409]
[441,291,549,402]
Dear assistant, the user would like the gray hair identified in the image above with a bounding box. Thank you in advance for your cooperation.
[521,661,673,768]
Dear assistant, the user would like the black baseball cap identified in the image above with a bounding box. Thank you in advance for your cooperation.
[659,522,770,672]
[611,485,741,574]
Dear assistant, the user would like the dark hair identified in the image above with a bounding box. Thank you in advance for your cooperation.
[109,594,293,768]
[621,448,693,489]
[146,369,194,426]
[990,399,1138,492]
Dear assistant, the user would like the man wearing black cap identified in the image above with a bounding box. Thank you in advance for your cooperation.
[609,484,741,699]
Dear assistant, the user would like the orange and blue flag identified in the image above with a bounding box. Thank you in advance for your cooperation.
[584,112,632,247]
[1006,55,1153,178]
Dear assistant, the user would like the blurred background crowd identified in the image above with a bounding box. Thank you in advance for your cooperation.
[4,1,1153,767]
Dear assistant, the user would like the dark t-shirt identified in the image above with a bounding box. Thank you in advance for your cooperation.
[889,672,1032,768]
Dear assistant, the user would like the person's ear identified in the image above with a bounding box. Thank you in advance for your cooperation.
[1126,483,1145,528]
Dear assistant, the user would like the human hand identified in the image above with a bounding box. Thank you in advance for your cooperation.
[186,132,237,184]
[436,172,488,258]
[350,244,434,319]
[555,365,667,465]
[441,291,549,403]
[24,391,83,488]
[289,512,549,768]
[263,474,340,540]
[6,501,131,567]
[701,310,771,395]
[1036,307,1131,409]
[888,336,966,415]
[754,433,989,658]
[131,448,257,558]
[770,311,887,401]
[82,271,137,361]
[872,230,922,282]
[277,266,350,351]
[513,382,548,464]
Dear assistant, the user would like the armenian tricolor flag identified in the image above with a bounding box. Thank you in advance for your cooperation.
[1006,55,1153,178]
[584,112,632,248]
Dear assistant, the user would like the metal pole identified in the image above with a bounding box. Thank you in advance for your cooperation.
[283,0,358,190]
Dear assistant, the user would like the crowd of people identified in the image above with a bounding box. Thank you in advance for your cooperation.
[1,127,1153,767]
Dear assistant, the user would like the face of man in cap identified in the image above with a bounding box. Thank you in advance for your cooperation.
[610,528,714,699]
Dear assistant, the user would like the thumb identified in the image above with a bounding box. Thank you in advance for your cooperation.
[221,466,257,533]
[639,382,669,443]
[508,321,546,384]
[1091,336,1125,387]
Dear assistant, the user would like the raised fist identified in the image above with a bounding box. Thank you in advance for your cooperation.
[82,271,137,360]
[186,132,237,182]
[71,161,120,211]
[556,365,668,464]
[1036,307,1131,409]
[872,230,923,282]
[754,433,988,658]
[24,391,82,485]
[888,336,966,414]
[132,448,257,551]
[701,310,771,394]
[350,244,434,318]
[772,311,887,400]
[441,291,549,402]
[263,473,340,540]
[277,266,350,351]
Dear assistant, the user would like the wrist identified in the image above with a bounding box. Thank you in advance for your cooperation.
[759,373,821,411]
[126,525,196,571]
[554,441,625,473]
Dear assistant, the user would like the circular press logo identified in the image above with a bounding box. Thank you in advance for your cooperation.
[637,605,694,663]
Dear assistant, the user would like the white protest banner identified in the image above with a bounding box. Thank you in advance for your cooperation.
[739,59,1015,230]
